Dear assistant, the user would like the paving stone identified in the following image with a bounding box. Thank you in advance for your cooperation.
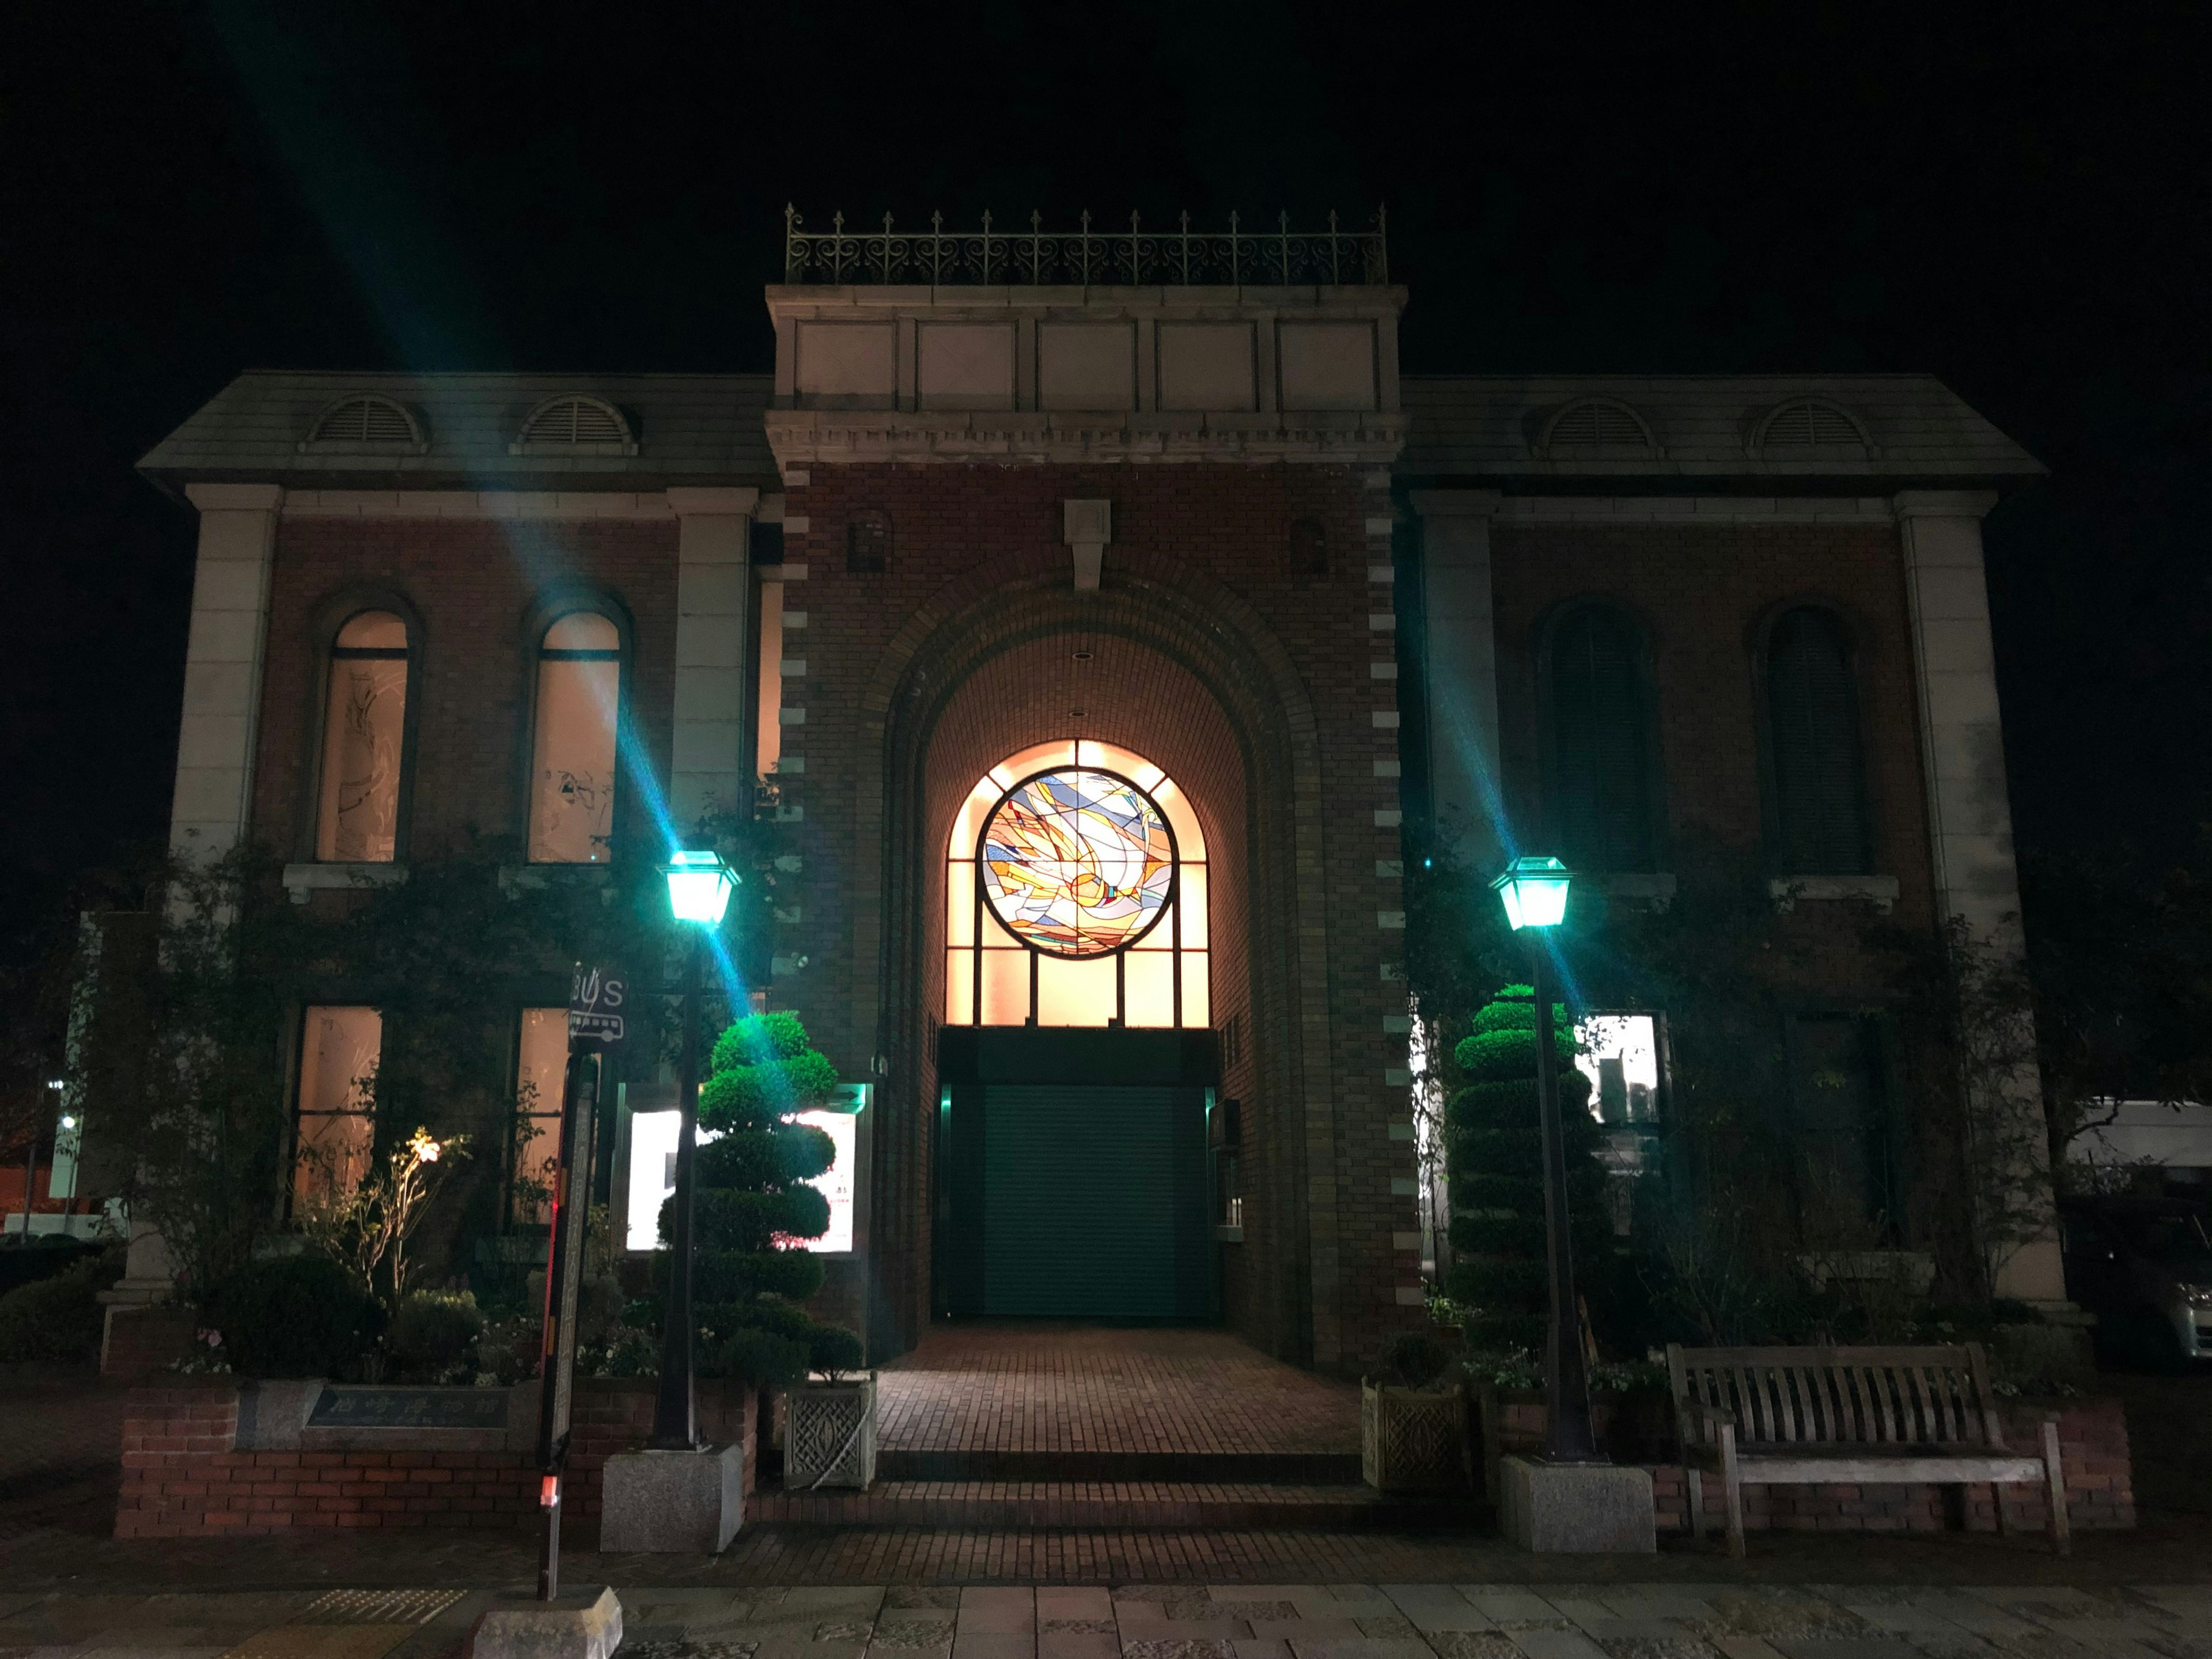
[1379,1589,1491,1634]
[1351,1619,1418,1641]
[1037,1635,1117,1659]
[1230,1643,1293,1659]
[1588,1640,1717,1659]
[1506,1633,1609,1659]
[1250,1623,1367,1642]
[1690,1599,1866,1643]
[1457,1596,1567,1631]
[872,1620,957,1650]
[1037,1594,1114,1623]
[622,1645,763,1659]
[1767,1643,1927,1659]
[1427,1638,1525,1659]
[952,1635,1037,1659]
[1209,1607,1301,1625]
[1705,1644,1784,1659]
[1282,1640,1437,1659]
[1042,1623,1116,1637]
[885,1594,964,1613]
[1120,1643,1238,1659]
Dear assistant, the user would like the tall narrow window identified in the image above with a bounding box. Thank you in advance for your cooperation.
[294,1006,381,1203]
[1547,607,1656,870]
[945,740,1208,1029]
[512,1008,569,1224]
[316,612,410,862]
[1766,608,1869,873]
[1786,1013,1899,1237]
[529,612,622,863]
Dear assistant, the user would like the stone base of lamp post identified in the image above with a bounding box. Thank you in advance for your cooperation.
[599,1445,744,1552]
[1497,1455,1655,1553]
[463,1586,622,1659]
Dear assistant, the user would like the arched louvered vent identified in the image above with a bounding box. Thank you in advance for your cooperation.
[300,395,425,453]
[1543,399,1654,452]
[1757,399,1872,456]
[509,395,638,456]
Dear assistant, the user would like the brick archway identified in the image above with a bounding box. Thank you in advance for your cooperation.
[853,554,1339,1363]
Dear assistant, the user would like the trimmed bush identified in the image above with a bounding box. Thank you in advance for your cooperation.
[0,1244,123,1362]
[387,1288,485,1380]
[205,1253,384,1378]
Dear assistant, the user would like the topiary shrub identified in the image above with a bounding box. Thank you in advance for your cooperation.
[1373,1329,1453,1389]
[386,1287,485,1381]
[664,1011,862,1385]
[1444,984,1612,1355]
[204,1253,384,1378]
[0,1244,124,1362]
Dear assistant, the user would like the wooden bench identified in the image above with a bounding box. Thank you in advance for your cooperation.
[1665,1342,2069,1558]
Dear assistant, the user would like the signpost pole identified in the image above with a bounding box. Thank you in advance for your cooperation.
[537,964,627,1602]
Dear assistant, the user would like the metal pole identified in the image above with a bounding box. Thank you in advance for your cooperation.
[535,1046,596,1600]
[1532,942,1601,1463]
[650,929,704,1450]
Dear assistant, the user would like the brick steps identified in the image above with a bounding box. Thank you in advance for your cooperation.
[877,1448,1364,1483]
[749,1479,1474,1530]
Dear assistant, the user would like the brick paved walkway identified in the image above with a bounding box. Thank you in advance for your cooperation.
[878,1326,1359,1463]
[2,1579,2208,1658]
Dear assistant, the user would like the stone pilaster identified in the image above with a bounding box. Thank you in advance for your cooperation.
[168,484,283,860]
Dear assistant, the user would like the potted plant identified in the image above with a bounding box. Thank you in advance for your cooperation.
[1361,1330,1468,1491]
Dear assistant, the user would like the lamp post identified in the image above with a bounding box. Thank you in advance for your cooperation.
[1490,855,1602,1465]
[651,849,737,1452]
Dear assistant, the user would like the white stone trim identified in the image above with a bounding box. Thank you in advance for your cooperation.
[1766,873,1901,913]
[279,489,679,520]
[169,484,283,860]
[761,407,1408,469]
[668,487,759,831]
[1493,494,1896,524]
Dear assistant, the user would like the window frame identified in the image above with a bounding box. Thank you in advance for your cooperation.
[1750,600,1878,877]
[286,1002,384,1213]
[299,592,425,865]
[518,593,635,866]
[1534,599,1669,875]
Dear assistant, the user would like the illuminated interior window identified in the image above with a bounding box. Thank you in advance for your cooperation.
[1574,1013,1662,1124]
[529,612,621,863]
[755,577,783,778]
[513,1008,568,1224]
[316,611,408,862]
[946,741,1208,1028]
[625,1100,860,1255]
[294,1005,381,1203]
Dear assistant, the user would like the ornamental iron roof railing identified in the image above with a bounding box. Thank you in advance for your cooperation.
[783,205,1387,287]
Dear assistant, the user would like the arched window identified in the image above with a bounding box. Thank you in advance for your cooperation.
[946,740,1208,1029]
[1545,605,1658,871]
[529,612,622,863]
[1764,608,1871,873]
[316,611,411,862]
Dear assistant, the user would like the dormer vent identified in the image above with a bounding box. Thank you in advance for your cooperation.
[509,395,639,456]
[300,394,426,454]
[1538,398,1657,455]
[1753,399,1874,457]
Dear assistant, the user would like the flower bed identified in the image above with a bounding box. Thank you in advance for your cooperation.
[1478,1385,2133,1534]
[115,1375,755,1539]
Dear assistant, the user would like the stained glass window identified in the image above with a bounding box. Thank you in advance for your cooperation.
[980,770,1176,957]
[946,741,1207,1028]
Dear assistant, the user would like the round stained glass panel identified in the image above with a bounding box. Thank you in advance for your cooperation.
[979,768,1175,957]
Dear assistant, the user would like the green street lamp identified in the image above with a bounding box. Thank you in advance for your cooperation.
[1490,855,1603,1466]
[651,847,736,1452]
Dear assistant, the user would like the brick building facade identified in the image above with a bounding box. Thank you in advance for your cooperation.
[125,227,2056,1374]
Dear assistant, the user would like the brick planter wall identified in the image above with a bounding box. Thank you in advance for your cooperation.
[1480,1388,2133,1533]
[116,1376,756,1539]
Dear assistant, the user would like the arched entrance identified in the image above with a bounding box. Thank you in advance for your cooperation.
[935,739,1215,1317]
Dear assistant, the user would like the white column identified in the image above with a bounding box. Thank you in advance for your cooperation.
[1408,490,1505,874]
[1895,490,2066,1306]
[168,484,283,861]
[666,487,760,835]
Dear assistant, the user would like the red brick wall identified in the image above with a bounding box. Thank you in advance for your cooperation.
[251,516,680,859]
[1489,521,1936,934]
[115,1377,755,1539]
[1485,1390,2133,1533]
[100,1305,199,1378]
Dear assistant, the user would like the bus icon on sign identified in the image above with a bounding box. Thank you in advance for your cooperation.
[568,964,626,1048]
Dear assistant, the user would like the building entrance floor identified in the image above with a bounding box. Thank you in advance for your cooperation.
[875,1323,1362,1478]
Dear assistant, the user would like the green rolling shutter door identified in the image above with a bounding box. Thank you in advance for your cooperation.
[980,1084,1208,1317]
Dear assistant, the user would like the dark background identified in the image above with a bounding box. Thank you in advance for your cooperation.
[5,2,2209,1039]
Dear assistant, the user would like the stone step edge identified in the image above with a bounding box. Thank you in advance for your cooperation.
[749,1481,1475,1530]
[874,1450,1366,1482]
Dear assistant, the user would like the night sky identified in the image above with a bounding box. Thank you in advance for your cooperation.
[7,2,2210,966]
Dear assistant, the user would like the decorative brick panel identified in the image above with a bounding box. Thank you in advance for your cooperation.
[115,1377,755,1539]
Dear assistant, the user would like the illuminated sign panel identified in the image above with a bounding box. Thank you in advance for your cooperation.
[624,1105,858,1255]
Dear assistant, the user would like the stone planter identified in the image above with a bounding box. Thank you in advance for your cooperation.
[785,1373,876,1490]
[1361,1378,1468,1492]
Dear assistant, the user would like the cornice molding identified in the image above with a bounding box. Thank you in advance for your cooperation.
[279,490,677,521]
[762,408,1408,472]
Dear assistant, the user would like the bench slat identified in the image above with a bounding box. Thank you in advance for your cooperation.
[1718,1454,2044,1484]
